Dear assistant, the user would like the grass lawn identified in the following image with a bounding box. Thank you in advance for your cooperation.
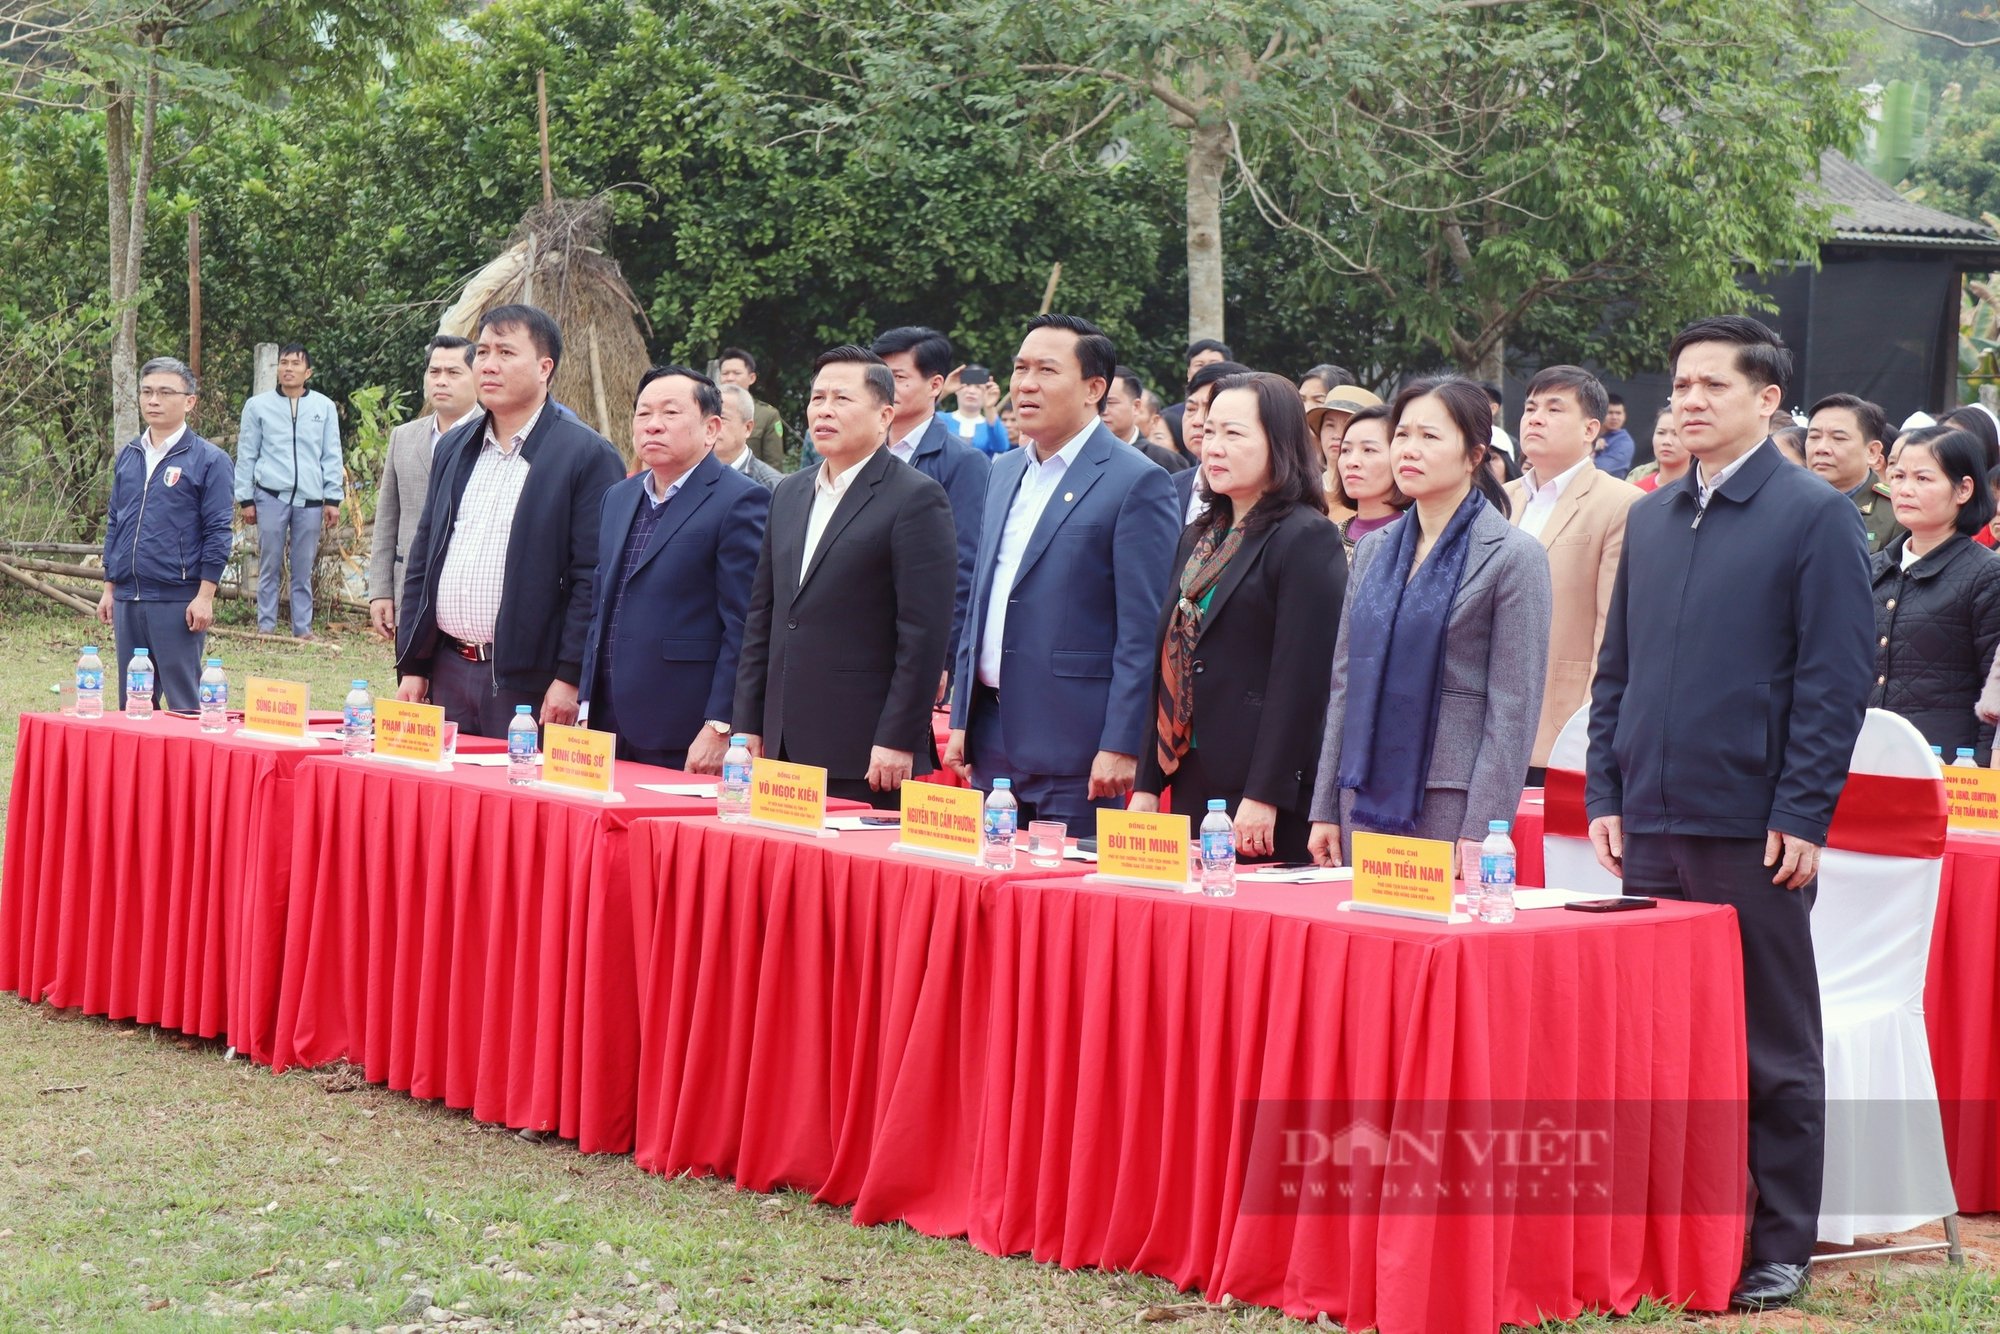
[0,591,1995,1332]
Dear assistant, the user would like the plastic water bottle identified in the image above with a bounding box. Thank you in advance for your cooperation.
[982,779,1018,871]
[75,646,104,719]
[1955,747,1978,768]
[124,648,154,720]
[1478,820,1517,924]
[198,659,228,732]
[342,680,374,756]
[719,734,753,822]
[507,705,539,785]
[1200,799,1237,897]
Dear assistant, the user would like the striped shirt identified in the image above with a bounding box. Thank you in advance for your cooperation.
[435,405,542,646]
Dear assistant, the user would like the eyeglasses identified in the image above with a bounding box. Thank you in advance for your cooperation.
[139,388,191,400]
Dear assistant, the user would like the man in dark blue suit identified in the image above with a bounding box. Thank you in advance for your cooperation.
[1586,317,1873,1314]
[579,366,770,770]
[944,313,1180,831]
[871,325,989,691]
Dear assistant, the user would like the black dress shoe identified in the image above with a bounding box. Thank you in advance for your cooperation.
[1728,1260,1809,1312]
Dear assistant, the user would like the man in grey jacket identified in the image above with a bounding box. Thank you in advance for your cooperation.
[367,336,479,640]
[236,342,343,637]
[714,383,785,490]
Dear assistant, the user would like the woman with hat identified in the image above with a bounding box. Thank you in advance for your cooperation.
[1309,384,1384,526]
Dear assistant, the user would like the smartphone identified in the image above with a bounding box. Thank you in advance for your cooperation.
[1074,837,1098,853]
[1563,896,1657,913]
[1251,862,1320,872]
[859,814,900,827]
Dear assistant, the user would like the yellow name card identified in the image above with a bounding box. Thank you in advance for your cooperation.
[374,698,446,765]
[749,756,827,833]
[243,676,308,739]
[897,780,984,860]
[542,723,616,796]
[1096,808,1192,888]
[1946,765,2000,834]
[1351,832,1455,920]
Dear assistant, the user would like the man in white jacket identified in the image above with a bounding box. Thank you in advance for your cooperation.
[236,342,343,637]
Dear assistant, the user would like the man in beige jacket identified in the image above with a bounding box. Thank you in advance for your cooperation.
[367,336,479,640]
[1504,365,1644,779]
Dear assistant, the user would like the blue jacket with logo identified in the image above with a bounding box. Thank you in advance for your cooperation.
[103,428,238,601]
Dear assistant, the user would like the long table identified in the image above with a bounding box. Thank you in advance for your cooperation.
[626,822,1749,1334]
[1513,796,2000,1213]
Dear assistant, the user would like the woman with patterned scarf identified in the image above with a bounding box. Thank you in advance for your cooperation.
[1308,376,1552,876]
[1131,372,1346,863]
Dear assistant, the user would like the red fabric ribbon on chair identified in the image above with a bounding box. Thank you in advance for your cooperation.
[1542,767,1945,860]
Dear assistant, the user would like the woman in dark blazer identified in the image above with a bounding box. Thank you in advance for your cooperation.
[1870,426,2000,760]
[1132,372,1346,863]
[1308,376,1552,872]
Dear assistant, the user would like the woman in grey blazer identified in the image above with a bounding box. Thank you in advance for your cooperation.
[1308,376,1552,871]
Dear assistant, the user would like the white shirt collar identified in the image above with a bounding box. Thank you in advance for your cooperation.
[816,452,872,497]
[1695,439,1765,505]
[484,401,546,457]
[642,463,696,506]
[143,424,186,454]
[889,420,928,461]
[1029,419,1097,472]
[1521,455,1592,502]
[724,448,752,472]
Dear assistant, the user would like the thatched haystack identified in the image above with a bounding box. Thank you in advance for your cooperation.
[438,197,651,465]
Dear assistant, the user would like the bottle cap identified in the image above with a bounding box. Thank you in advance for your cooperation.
[515,704,533,714]
[992,778,1011,790]
[1958,748,1977,758]
[1489,820,1510,833]
[351,680,368,689]
[1207,799,1227,811]
[1933,746,1946,756]
[134,648,148,657]
[206,658,222,668]
[731,733,749,746]
[82,646,97,654]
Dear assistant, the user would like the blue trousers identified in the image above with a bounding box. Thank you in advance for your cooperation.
[254,493,322,635]
[111,597,205,711]
[966,690,1116,836]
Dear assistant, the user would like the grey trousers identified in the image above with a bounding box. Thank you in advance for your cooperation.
[254,493,322,635]
[111,597,205,711]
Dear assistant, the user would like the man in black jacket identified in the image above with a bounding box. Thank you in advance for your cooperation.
[396,304,626,737]
[733,346,956,807]
[1586,316,1874,1313]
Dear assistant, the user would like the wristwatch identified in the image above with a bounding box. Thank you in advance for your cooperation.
[706,720,731,735]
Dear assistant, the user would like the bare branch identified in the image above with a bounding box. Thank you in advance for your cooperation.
[1851,0,2000,48]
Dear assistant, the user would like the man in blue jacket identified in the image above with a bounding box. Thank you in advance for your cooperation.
[235,343,343,637]
[99,357,236,710]
[1586,316,1873,1313]
[944,313,1180,830]
[579,366,770,770]
[870,325,990,695]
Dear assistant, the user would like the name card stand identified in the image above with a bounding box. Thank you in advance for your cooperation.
[359,751,453,774]
[890,780,985,864]
[232,728,323,749]
[533,723,626,803]
[744,756,833,836]
[237,676,317,746]
[362,698,451,771]
[1339,831,1469,924]
[1086,808,1197,893]
[1945,765,2000,835]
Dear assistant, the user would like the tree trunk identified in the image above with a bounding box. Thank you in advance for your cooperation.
[1472,335,1504,384]
[1185,118,1228,345]
[106,50,159,450]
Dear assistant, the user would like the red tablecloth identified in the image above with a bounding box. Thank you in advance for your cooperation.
[629,818,1073,1234]
[0,711,336,1056]
[1926,830,2000,1211]
[269,758,864,1153]
[967,876,1748,1333]
[1515,795,2000,1215]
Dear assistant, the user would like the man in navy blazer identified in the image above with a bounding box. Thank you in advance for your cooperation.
[871,326,989,686]
[1586,317,1873,1313]
[944,313,1180,830]
[579,366,770,770]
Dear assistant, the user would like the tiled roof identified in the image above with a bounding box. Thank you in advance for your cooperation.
[1817,149,2000,248]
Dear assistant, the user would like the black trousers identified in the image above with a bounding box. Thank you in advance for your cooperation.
[1161,747,1313,865]
[429,650,543,741]
[1622,832,1823,1264]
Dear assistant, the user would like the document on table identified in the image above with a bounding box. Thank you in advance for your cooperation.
[1501,887,1623,911]
[1238,866,1353,884]
[635,783,718,798]
[452,754,516,768]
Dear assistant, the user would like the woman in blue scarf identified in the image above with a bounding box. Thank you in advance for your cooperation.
[1307,376,1553,875]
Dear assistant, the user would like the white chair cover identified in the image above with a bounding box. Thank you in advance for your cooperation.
[1813,709,1956,1244]
[1541,706,1622,894]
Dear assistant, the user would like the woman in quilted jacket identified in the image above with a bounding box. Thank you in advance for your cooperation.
[1876,426,2000,761]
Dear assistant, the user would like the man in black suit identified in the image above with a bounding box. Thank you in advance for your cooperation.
[1586,316,1874,1313]
[578,366,770,770]
[733,346,957,807]
[870,325,990,688]
[1104,366,1188,473]
[1160,337,1232,467]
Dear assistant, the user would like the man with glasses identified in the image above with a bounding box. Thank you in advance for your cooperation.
[100,357,236,709]
[235,342,343,637]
